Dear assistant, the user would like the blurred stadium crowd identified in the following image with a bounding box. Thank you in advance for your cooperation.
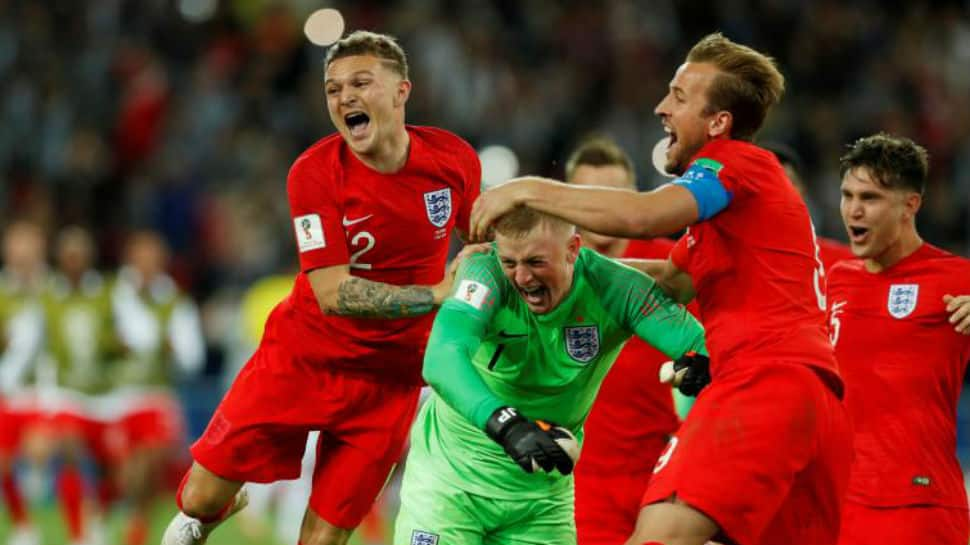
[0,0,969,543]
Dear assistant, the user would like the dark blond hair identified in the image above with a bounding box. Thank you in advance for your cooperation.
[687,33,785,141]
[564,137,635,186]
[494,206,575,239]
[839,133,928,195]
[325,30,408,79]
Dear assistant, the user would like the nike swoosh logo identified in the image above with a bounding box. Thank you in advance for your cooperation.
[342,214,373,227]
[497,330,527,338]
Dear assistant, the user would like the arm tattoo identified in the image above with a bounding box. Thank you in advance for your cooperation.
[334,277,435,318]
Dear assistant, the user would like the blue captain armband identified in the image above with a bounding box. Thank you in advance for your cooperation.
[671,158,733,221]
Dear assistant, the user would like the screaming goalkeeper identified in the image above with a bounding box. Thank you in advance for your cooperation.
[394,206,707,545]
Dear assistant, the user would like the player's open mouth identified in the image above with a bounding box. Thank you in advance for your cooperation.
[664,125,677,148]
[520,285,547,306]
[848,225,869,243]
[345,112,370,138]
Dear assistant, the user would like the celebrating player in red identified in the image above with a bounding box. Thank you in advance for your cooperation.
[563,137,689,545]
[470,33,851,545]
[828,134,970,545]
[161,31,481,545]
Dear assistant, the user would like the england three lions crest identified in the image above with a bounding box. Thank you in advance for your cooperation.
[424,188,452,228]
[888,284,919,319]
[565,325,600,363]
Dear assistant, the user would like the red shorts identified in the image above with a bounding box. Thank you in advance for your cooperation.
[191,343,421,529]
[642,363,852,545]
[119,392,185,451]
[44,410,125,464]
[575,435,669,545]
[576,469,655,545]
[837,500,969,545]
[0,398,40,454]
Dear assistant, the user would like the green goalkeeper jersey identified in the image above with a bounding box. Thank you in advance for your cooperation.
[417,247,706,499]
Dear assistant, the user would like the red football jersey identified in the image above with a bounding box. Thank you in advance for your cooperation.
[827,244,970,508]
[579,237,680,474]
[818,236,854,272]
[670,139,838,384]
[272,125,480,385]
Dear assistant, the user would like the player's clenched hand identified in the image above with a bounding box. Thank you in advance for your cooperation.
[944,294,970,335]
[485,406,575,475]
[469,179,535,242]
[659,351,711,396]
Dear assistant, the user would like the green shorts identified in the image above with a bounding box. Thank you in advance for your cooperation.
[393,455,576,545]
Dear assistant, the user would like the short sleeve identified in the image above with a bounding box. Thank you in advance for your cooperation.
[453,142,482,235]
[287,152,349,272]
[441,252,504,322]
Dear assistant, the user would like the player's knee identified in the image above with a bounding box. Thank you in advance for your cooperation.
[179,483,227,518]
[178,467,238,519]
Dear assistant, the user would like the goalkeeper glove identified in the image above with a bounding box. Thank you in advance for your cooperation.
[485,406,575,475]
[660,351,711,397]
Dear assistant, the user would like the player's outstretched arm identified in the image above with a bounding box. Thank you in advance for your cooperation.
[469,176,699,242]
[307,264,450,319]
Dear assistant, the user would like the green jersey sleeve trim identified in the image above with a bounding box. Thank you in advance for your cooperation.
[584,250,707,359]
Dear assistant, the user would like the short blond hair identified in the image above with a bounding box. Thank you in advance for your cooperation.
[325,30,408,79]
[564,137,635,186]
[687,33,785,140]
[494,206,574,239]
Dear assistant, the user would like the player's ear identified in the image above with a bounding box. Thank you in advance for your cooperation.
[566,233,581,264]
[394,78,412,108]
[708,110,732,138]
[902,191,922,221]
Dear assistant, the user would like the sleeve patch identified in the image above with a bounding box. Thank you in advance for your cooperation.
[293,214,326,252]
[693,157,723,174]
[453,280,490,310]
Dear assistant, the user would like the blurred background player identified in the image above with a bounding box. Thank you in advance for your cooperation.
[762,142,853,270]
[34,226,123,545]
[470,33,851,545]
[0,221,47,545]
[396,206,706,544]
[562,137,693,545]
[828,134,970,545]
[113,230,205,545]
[163,31,481,545]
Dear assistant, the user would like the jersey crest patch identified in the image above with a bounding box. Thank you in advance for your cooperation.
[424,188,452,228]
[888,284,919,319]
[564,325,600,363]
[293,214,325,252]
[454,279,489,310]
[411,530,439,545]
